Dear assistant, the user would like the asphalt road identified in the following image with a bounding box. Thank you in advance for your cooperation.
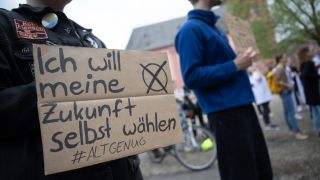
[140,95,320,180]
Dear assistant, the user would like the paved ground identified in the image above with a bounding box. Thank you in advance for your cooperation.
[139,95,320,180]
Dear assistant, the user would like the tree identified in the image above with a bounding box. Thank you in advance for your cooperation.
[270,0,320,46]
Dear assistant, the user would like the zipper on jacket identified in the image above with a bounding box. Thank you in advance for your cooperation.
[69,20,85,46]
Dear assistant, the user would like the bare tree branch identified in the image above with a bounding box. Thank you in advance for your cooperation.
[309,0,320,35]
[291,0,313,22]
[278,0,317,39]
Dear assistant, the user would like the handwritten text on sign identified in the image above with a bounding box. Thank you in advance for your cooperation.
[33,45,183,175]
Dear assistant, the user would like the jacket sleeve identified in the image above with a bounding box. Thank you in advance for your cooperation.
[175,25,238,89]
[0,21,38,140]
[301,62,319,80]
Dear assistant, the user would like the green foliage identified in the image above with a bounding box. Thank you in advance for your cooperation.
[276,37,310,55]
[227,0,250,19]
[270,0,320,50]
[251,21,277,58]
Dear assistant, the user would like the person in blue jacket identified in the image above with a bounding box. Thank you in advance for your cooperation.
[175,0,273,179]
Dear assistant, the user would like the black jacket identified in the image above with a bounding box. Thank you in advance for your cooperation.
[0,4,142,180]
[300,61,320,105]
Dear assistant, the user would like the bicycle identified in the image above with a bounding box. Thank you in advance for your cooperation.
[148,100,217,171]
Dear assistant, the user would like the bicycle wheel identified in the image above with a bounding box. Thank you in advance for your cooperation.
[147,148,166,164]
[174,125,217,171]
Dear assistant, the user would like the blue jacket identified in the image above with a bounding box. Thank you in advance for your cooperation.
[175,10,254,113]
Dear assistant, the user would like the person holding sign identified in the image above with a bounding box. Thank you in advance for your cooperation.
[0,0,143,180]
[175,0,273,180]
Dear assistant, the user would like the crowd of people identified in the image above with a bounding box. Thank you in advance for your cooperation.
[247,47,320,140]
[175,0,320,179]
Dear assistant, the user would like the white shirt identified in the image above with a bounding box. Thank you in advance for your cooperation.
[312,55,320,75]
[249,70,273,105]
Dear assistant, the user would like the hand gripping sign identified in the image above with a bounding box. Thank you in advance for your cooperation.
[33,44,183,175]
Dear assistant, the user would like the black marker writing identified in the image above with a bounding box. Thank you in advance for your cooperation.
[88,50,121,72]
[49,118,111,152]
[37,47,77,74]
[41,98,136,124]
[39,74,124,98]
[123,112,176,136]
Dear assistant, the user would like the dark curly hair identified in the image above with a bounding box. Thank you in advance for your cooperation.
[275,54,283,64]
[298,46,310,62]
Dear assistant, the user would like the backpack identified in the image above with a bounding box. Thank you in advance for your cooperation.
[266,70,283,94]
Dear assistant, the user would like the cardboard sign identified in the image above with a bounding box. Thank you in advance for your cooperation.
[224,15,260,54]
[33,44,183,175]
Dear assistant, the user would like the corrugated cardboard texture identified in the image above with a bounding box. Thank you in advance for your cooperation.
[33,44,183,175]
[224,14,260,54]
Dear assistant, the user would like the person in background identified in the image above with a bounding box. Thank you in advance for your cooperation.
[248,66,280,131]
[0,0,143,179]
[312,47,320,75]
[289,60,306,113]
[286,59,303,120]
[274,55,308,140]
[175,0,273,179]
[312,47,320,97]
[299,47,320,137]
